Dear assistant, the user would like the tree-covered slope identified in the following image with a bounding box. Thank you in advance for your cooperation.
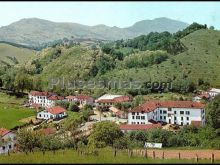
[101,29,220,88]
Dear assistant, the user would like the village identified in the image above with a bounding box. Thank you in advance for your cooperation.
[1,87,220,155]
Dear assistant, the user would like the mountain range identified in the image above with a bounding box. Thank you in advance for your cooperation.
[0,17,188,46]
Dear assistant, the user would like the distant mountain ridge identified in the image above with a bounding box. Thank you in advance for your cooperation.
[0,17,189,46]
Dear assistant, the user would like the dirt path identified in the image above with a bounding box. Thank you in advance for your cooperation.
[133,149,220,160]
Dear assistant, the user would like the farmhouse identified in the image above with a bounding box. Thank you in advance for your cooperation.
[95,94,132,107]
[128,101,205,127]
[0,128,16,154]
[65,95,94,107]
[37,106,67,120]
[28,91,64,108]
[208,88,220,98]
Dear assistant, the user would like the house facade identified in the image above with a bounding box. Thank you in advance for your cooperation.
[128,101,205,127]
[0,128,16,154]
[95,94,132,107]
[37,106,67,120]
[28,91,64,108]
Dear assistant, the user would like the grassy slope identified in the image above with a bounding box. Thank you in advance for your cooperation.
[0,92,35,129]
[101,29,220,87]
[0,43,35,65]
[0,149,218,164]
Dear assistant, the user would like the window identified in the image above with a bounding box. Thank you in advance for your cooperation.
[141,122,145,124]
[136,116,140,119]
[132,116,135,119]
[141,111,144,114]
[163,111,167,114]
[174,116,177,120]
[187,122,189,125]
[174,121,176,124]
[168,108,172,111]
[174,111,176,114]
[141,116,145,120]
[181,117,183,120]
[137,122,139,124]
[137,112,139,115]
[9,145,11,149]
[180,111,184,115]
[181,122,183,126]
[2,146,5,150]
[160,110,162,114]
[186,117,189,120]
[186,111,190,115]
[132,112,135,115]
[160,116,162,120]
[164,116,166,120]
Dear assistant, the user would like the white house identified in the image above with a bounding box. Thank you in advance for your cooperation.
[28,91,65,108]
[128,101,205,127]
[208,88,220,98]
[37,106,67,120]
[0,128,16,154]
[65,95,94,107]
[95,94,132,107]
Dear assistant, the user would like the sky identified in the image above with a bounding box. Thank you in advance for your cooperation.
[0,2,219,29]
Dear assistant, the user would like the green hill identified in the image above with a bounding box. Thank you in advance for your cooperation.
[101,29,220,88]
[0,43,35,66]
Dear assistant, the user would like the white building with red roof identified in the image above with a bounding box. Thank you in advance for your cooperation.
[65,95,94,107]
[95,94,132,107]
[37,106,67,120]
[0,128,16,154]
[29,91,65,108]
[128,100,205,127]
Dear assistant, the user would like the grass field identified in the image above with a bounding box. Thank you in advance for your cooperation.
[0,43,35,65]
[0,92,36,129]
[0,149,219,164]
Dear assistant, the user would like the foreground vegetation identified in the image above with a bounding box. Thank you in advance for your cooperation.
[0,149,219,164]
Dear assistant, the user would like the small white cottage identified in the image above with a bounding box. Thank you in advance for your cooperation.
[37,106,67,120]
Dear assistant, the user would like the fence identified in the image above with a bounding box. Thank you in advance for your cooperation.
[131,149,220,162]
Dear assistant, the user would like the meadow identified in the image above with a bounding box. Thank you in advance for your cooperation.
[0,149,219,164]
[0,92,36,129]
[0,43,35,65]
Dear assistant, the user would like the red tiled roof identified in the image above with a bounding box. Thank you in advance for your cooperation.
[30,91,50,96]
[75,95,92,100]
[119,124,161,131]
[0,128,11,136]
[198,93,210,99]
[46,106,66,115]
[66,95,75,99]
[191,120,202,127]
[48,95,64,101]
[96,95,131,103]
[130,101,205,113]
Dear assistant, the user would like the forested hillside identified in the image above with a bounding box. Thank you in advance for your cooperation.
[0,23,219,98]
